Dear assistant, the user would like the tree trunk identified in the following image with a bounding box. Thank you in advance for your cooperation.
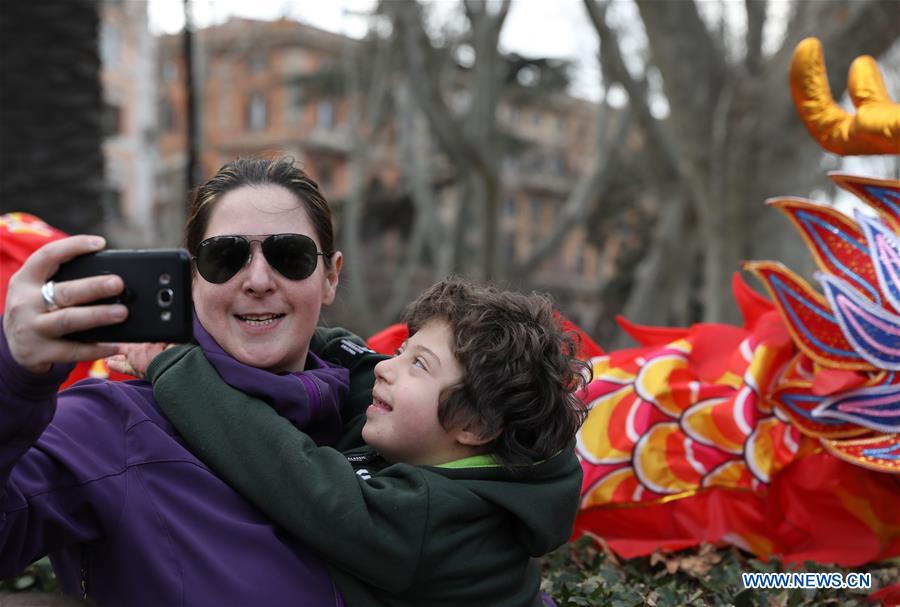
[340,50,376,334]
[613,191,692,348]
[0,0,103,235]
[464,0,509,281]
[379,80,441,325]
[512,103,632,280]
[391,0,506,281]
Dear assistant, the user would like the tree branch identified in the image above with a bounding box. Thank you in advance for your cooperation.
[815,0,899,90]
[339,50,375,333]
[389,1,488,177]
[463,0,481,22]
[775,0,898,73]
[615,191,691,347]
[513,104,633,278]
[583,0,708,214]
[634,0,728,147]
[363,33,396,136]
[745,0,765,75]
[395,78,445,261]
[464,0,506,279]
[365,79,436,326]
[495,0,512,29]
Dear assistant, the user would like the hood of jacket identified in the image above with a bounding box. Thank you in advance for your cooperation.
[423,444,582,556]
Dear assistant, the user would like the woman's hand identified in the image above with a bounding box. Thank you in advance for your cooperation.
[107,343,173,380]
[2,235,128,374]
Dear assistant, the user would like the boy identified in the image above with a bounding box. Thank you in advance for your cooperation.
[145,277,588,606]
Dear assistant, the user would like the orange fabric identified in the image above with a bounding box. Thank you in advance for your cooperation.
[575,449,900,567]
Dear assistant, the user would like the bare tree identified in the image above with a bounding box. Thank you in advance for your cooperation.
[387,0,636,283]
[387,0,508,281]
[323,0,635,335]
[584,0,899,324]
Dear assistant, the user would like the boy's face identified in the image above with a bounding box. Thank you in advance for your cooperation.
[363,319,474,466]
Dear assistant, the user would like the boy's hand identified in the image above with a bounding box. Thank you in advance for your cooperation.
[107,342,172,379]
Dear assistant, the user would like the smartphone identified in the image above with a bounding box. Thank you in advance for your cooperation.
[51,249,193,343]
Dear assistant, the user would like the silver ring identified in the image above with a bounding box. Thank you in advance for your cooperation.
[41,280,59,311]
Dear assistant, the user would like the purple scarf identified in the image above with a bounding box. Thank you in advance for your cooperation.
[193,314,349,446]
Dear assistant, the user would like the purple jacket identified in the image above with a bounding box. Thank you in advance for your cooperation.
[0,317,349,606]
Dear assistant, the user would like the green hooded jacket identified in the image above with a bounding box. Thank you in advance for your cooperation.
[147,328,582,607]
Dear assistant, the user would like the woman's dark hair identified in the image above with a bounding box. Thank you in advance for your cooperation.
[402,277,590,467]
[184,157,336,267]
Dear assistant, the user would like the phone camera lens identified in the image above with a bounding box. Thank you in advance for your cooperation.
[159,273,171,285]
[157,288,174,308]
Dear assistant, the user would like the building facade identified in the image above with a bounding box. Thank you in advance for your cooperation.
[99,0,158,246]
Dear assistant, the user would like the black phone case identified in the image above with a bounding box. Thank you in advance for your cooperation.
[51,249,193,343]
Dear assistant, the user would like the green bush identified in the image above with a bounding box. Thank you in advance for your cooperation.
[540,536,900,607]
[3,543,898,606]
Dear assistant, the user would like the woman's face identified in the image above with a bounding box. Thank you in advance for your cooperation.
[193,184,342,373]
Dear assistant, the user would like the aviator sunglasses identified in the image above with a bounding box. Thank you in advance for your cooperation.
[194,233,326,284]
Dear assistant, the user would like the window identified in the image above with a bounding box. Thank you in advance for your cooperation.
[316,99,334,129]
[551,152,566,176]
[162,60,178,84]
[573,249,585,275]
[161,99,177,132]
[556,115,567,134]
[504,234,517,263]
[317,161,334,189]
[102,102,122,137]
[285,83,303,125]
[529,196,542,223]
[103,187,123,221]
[218,89,232,130]
[247,93,267,131]
[248,51,267,73]
[503,196,516,218]
[100,23,121,68]
[283,49,309,74]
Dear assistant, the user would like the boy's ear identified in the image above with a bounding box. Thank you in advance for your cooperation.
[456,425,501,447]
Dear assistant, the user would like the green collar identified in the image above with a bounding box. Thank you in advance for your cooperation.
[435,453,499,469]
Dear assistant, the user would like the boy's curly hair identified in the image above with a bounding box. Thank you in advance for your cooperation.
[402,277,590,467]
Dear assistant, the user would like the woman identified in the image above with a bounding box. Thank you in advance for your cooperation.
[0,158,360,606]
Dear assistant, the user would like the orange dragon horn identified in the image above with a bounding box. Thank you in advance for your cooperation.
[790,37,900,156]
